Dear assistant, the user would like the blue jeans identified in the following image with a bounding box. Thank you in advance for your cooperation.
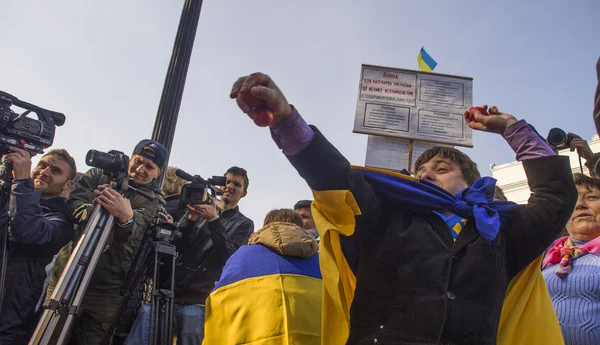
[124,304,205,345]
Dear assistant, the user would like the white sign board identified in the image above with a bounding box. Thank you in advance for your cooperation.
[365,136,451,173]
[354,65,473,147]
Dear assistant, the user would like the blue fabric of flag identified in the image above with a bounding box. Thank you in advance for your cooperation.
[356,167,518,246]
[213,244,322,290]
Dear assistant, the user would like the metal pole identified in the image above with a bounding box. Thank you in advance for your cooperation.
[151,0,203,184]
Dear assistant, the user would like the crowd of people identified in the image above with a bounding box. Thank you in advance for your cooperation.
[0,58,598,345]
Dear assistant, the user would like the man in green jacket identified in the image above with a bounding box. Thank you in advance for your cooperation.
[45,139,167,345]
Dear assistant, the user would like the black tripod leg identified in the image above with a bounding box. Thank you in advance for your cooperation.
[163,245,176,345]
[149,242,177,345]
[99,238,155,345]
[0,216,9,316]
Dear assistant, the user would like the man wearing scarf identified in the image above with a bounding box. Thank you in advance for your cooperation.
[230,73,577,345]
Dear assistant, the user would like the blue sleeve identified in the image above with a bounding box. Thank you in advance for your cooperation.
[9,179,73,253]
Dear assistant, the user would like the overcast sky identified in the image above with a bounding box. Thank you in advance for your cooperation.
[2,0,598,227]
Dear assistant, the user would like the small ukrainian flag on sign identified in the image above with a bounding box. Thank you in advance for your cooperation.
[418,47,437,72]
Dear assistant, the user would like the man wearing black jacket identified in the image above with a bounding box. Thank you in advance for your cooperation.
[125,166,254,345]
[0,148,76,345]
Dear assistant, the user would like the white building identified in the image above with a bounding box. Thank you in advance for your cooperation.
[491,135,600,204]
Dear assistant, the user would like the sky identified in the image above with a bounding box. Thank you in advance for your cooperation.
[1,0,599,227]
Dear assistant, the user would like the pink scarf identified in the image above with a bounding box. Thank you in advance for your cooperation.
[542,235,600,278]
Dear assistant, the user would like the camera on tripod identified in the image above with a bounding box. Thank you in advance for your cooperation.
[0,90,65,155]
[85,149,155,201]
[148,204,181,242]
[175,169,226,207]
[86,149,129,176]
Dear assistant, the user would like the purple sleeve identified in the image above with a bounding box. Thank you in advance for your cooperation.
[502,120,555,161]
[270,107,315,155]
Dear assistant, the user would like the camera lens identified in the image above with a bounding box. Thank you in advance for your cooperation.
[547,128,568,148]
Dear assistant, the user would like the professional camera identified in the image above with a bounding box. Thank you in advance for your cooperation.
[175,169,226,206]
[86,149,129,176]
[0,90,65,155]
[547,128,574,150]
[147,204,182,243]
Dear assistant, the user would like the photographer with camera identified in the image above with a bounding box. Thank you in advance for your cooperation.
[547,129,600,177]
[125,166,254,345]
[0,148,77,345]
[44,139,167,345]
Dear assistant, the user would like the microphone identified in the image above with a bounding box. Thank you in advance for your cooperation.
[175,169,194,182]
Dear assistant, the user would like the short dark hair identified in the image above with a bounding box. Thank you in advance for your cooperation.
[43,149,77,180]
[225,166,249,193]
[414,147,480,186]
[294,200,312,210]
[263,208,304,227]
[574,173,600,191]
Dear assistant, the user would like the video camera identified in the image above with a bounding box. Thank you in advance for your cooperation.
[0,90,65,155]
[147,203,181,243]
[175,169,226,206]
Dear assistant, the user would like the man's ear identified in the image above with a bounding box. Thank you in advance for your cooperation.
[62,180,74,193]
[154,169,162,179]
[241,189,247,198]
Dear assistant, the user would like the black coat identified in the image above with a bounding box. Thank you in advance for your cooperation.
[0,179,73,345]
[164,194,186,222]
[286,127,577,345]
[170,206,254,305]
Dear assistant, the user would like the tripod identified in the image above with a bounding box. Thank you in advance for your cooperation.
[100,212,182,345]
[0,155,14,317]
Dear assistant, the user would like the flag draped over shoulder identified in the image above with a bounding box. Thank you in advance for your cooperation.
[311,165,564,345]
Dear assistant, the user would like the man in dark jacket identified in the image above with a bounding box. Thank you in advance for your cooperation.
[124,166,254,345]
[45,139,167,345]
[229,73,578,345]
[0,148,77,345]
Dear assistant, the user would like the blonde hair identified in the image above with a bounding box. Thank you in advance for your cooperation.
[162,166,187,197]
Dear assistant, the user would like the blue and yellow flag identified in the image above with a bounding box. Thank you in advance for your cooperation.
[203,245,322,345]
[311,166,564,345]
[417,47,437,72]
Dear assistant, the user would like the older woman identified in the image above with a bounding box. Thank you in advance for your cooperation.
[543,173,600,345]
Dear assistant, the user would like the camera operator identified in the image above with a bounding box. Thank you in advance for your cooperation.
[0,148,77,345]
[44,139,167,345]
[125,166,254,345]
[548,131,600,177]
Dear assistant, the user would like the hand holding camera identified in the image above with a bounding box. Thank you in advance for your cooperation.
[4,147,31,180]
[568,134,594,160]
[186,198,218,222]
[94,185,134,224]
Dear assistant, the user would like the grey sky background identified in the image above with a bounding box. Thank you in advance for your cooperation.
[1,0,598,227]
